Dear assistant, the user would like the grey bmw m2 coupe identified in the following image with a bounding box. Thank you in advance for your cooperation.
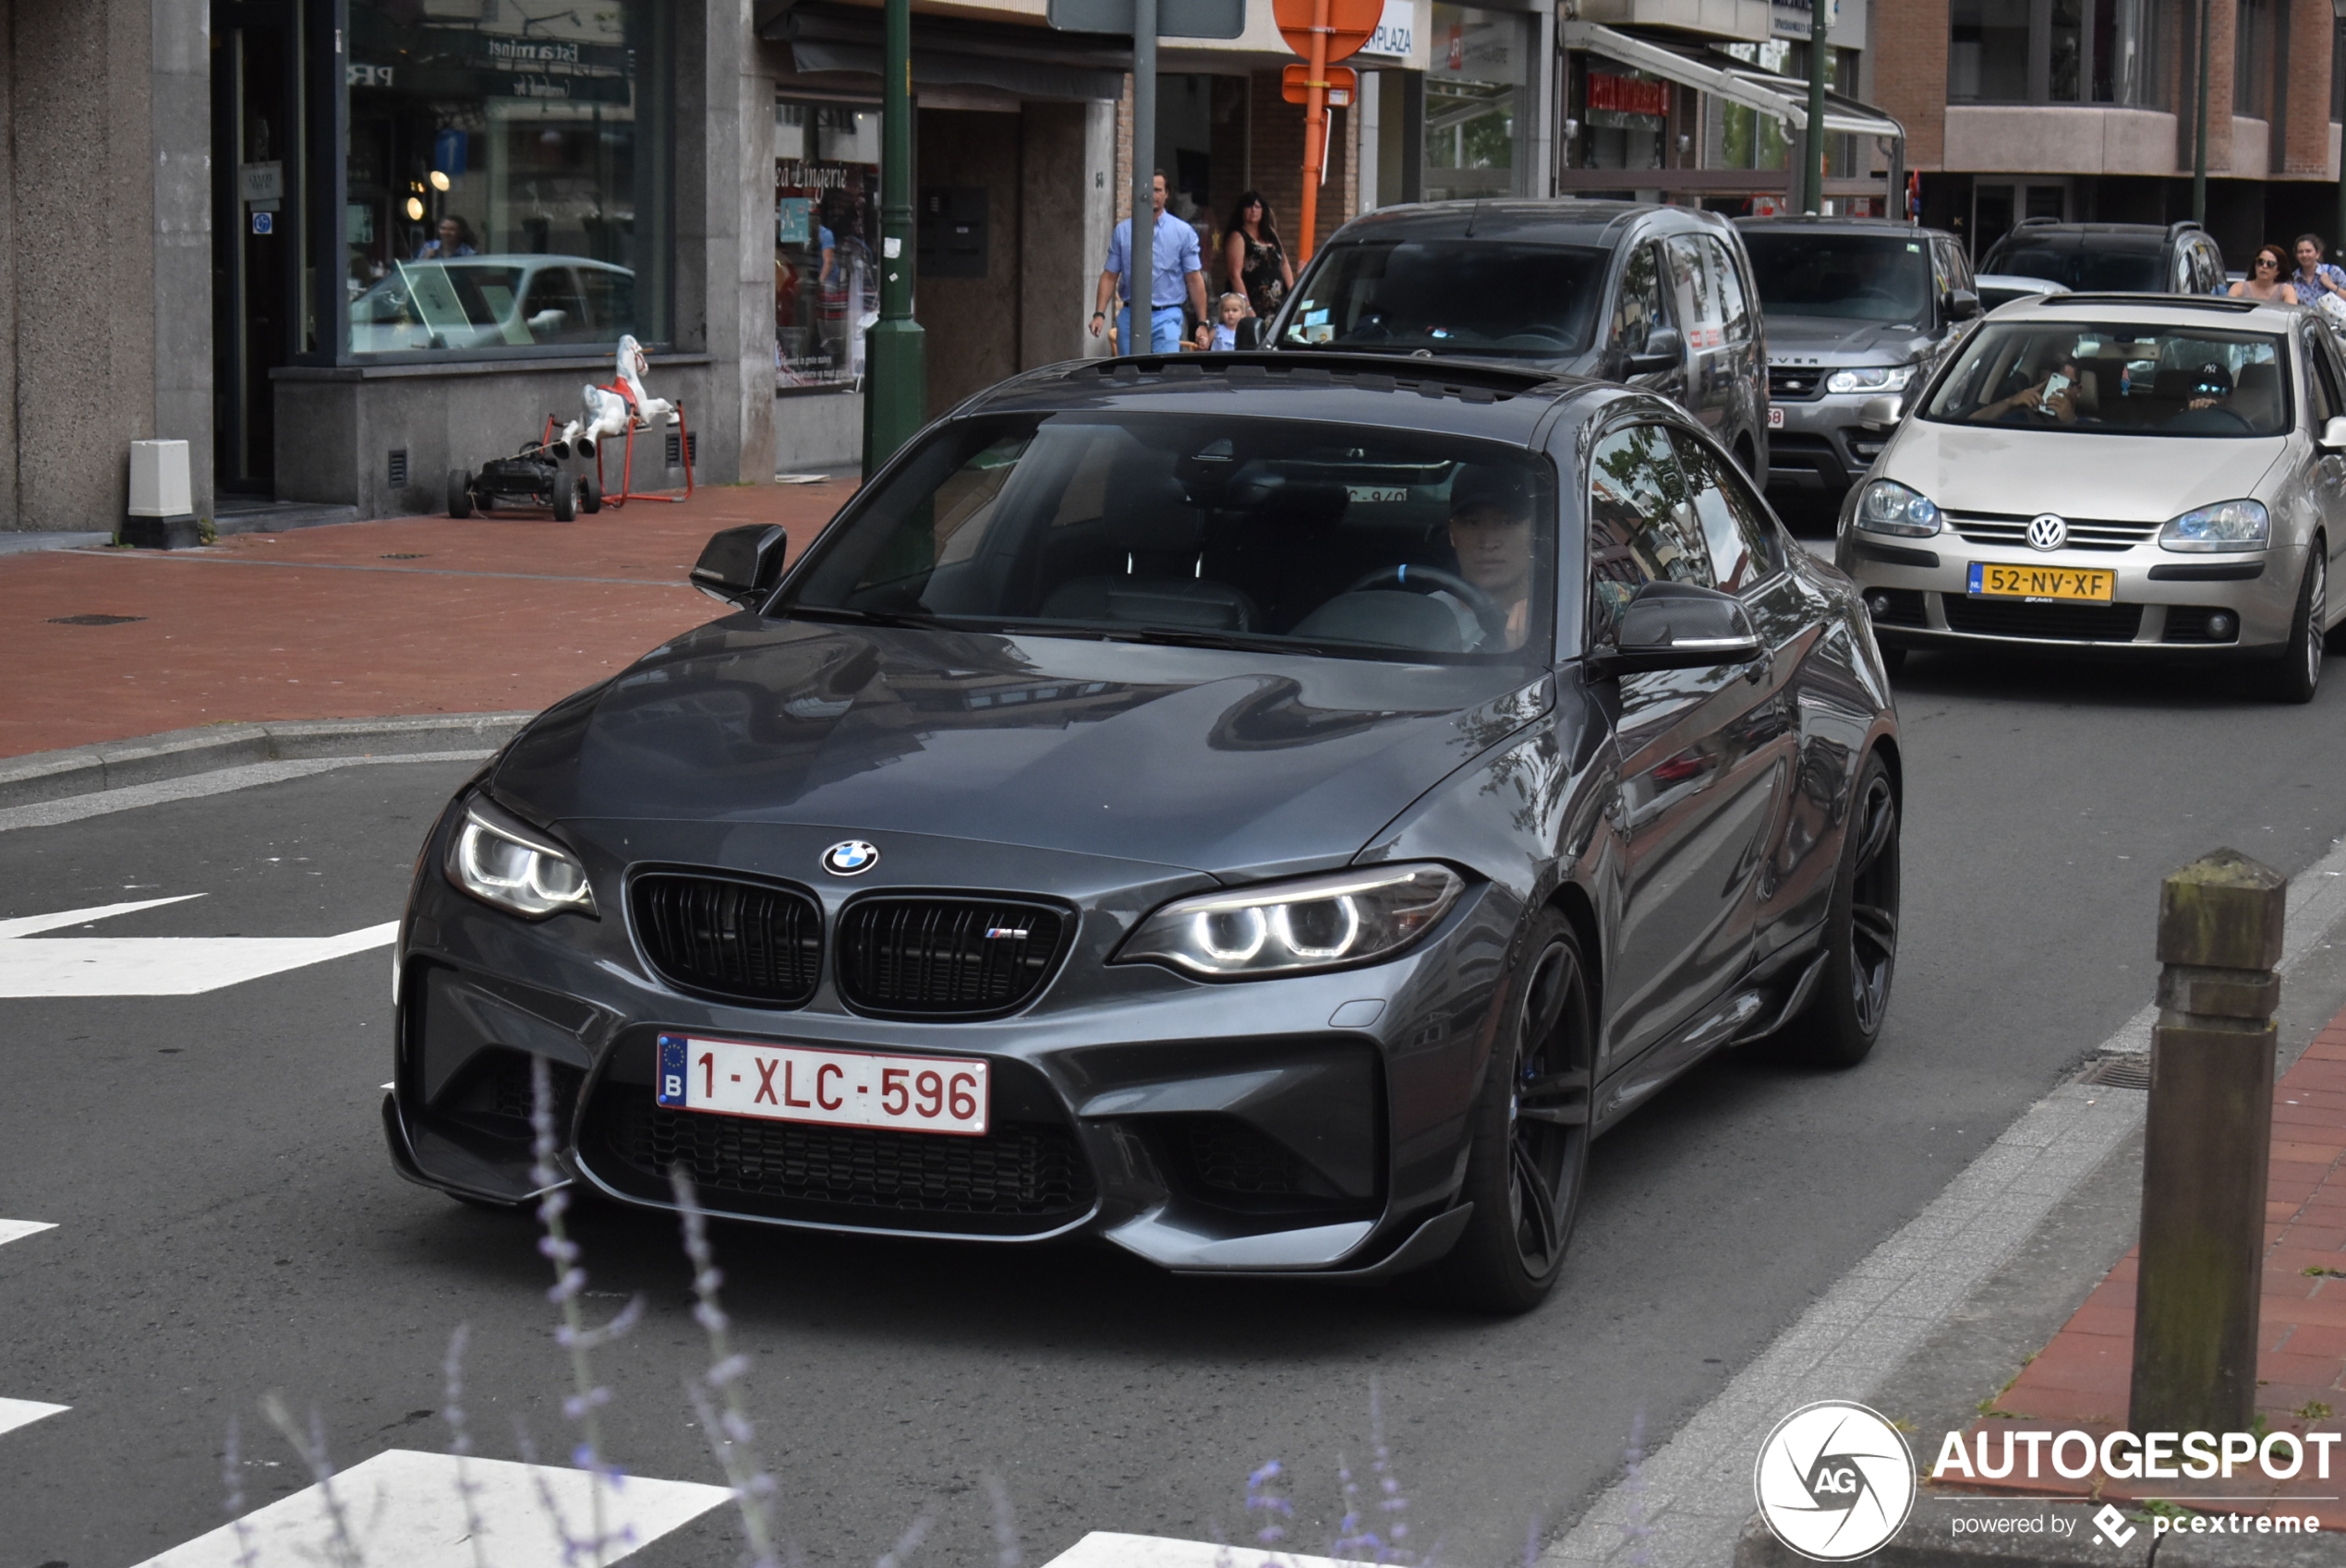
[386,351,1903,1312]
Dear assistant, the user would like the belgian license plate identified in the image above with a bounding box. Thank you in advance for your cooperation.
[1768,405,1785,428]
[656,1033,989,1136]
[1966,562,2115,603]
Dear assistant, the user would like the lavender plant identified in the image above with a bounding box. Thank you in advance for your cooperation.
[983,1471,1024,1568]
[1245,1459,1294,1562]
[1326,1380,1413,1564]
[441,1323,492,1568]
[1617,1407,1651,1568]
[221,1414,260,1568]
[258,1391,363,1568]
[668,1164,781,1568]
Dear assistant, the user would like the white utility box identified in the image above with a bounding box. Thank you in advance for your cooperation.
[129,439,193,518]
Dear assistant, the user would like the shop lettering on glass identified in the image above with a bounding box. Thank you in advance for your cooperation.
[777,161,856,192]
[1586,72,1669,118]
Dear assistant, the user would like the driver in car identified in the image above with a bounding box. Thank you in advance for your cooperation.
[1440,466,1537,651]
[1971,351,2083,425]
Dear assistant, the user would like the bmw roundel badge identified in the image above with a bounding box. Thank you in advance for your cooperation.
[822,839,880,876]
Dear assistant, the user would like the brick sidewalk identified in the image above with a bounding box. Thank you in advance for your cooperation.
[1941,1012,2346,1526]
[0,481,843,760]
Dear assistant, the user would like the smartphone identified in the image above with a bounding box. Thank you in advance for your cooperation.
[2042,371,2073,401]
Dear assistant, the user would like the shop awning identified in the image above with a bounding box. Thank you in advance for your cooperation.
[1561,21,1904,142]
[767,3,1131,102]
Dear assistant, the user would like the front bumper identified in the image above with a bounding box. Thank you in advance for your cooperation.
[386,814,1516,1277]
[1765,395,1896,497]
[1836,531,2300,650]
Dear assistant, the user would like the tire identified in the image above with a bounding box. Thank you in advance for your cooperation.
[446,469,473,519]
[2258,552,2324,705]
[1437,909,1595,1314]
[551,476,575,522]
[579,475,602,515]
[1783,752,1900,1069]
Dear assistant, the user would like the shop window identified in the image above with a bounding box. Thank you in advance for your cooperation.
[777,101,882,392]
[1711,42,1790,171]
[1952,0,2170,104]
[1425,5,1529,201]
[2235,0,2274,120]
[343,0,669,359]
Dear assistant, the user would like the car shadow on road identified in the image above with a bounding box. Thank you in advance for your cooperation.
[1890,645,2324,712]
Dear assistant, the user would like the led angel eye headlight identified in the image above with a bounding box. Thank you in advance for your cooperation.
[1826,365,1917,395]
[444,794,597,920]
[1117,864,1464,979]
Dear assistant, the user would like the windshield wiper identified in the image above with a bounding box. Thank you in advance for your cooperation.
[781,603,963,630]
[1094,626,1334,657]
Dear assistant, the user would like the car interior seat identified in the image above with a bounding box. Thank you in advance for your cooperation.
[2231,361,2281,429]
[1038,456,1261,631]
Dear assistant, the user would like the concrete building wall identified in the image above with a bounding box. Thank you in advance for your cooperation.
[1021,100,1101,372]
[1941,106,2184,175]
[151,0,211,518]
[918,108,1026,416]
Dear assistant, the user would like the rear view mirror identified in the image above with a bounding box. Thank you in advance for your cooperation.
[2323,416,2346,452]
[1235,317,1265,349]
[1858,394,1905,429]
[1598,582,1762,675]
[691,524,789,609]
[1626,326,1684,376]
[1947,289,1982,320]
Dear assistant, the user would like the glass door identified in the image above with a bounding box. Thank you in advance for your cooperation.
[211,7,305,494]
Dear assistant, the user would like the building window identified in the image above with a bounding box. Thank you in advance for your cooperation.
[344,0,669,359]
[2235,0,2275,119]
[1426,5,1529,199]
[776,101,881,392]
[1951,0,2169,104]
[1711,41,1792,171]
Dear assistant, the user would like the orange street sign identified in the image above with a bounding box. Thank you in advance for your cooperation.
[1281,62,1356,105]
[1272,0,1380,63]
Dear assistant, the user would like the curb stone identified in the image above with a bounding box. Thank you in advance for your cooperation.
[0,712,534,808]
[1732,1500,2346,1564]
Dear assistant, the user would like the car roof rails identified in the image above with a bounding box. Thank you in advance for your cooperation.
[2166,219,2205,237]
[2015,216,2063,228]
[2049,293,2261,312]
[1068,350,1572,404]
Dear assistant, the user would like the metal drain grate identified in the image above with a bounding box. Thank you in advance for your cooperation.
[2076,1055,2152,1091]
[379,553,429,560]
[47,614,146,626]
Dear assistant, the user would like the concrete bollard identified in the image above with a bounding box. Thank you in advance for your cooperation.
[2128,847,2286,1437]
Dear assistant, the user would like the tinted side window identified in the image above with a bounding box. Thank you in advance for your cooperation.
[2309,331,2346,425]
[1704,237,1753,344]
[1610,243,1666,356]
[1664,236,1723,349]
[1670,430,1783,594]
[1588,425,1715,644]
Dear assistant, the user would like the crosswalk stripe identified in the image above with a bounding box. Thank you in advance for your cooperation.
[0,1218,55,1247]
[132,1447,731,1567]
[1041,1534,1373,1568]
[0,1397,68,1438]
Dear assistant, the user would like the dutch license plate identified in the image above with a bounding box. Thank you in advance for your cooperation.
[1768,405,1785,428]
[1966,562,2115,603]
[656,1033,989,1136]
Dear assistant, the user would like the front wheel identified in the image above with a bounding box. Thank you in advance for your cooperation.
[578,475,602,515]
[1438,910,1594,1314]
[446,469,473,519]
[1783,752,1900,1068]
[2258,552,2324,704]
[551,475,576,522]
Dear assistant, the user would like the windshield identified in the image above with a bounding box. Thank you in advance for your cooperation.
[1980,241,2164,293]
[1277,242,1606,356]
[782,413,1556,664]
[1741,232,1935,322]
[1920,321,2291,437]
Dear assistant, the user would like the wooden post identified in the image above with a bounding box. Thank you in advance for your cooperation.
[2128,848,2286,1436]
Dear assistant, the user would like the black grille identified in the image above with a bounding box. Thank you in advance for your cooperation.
[631,874,821,1006]
[588,1092,1094,1236]
[433,1047,582,1142]
[2161,605,2240,644]
[836,898,1066,1016]
[1768,366,1823,400]
[1941,596,2144,642]
[1190,1117,1312,1196]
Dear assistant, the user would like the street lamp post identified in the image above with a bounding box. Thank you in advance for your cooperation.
[862,0,925,474]
[1804,0,1831,213]
[2193,0,2211,224]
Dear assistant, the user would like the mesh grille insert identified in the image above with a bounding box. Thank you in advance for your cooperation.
[837,898,1065,1015]
[631,873,822,1006]
[1941,596,2144,642]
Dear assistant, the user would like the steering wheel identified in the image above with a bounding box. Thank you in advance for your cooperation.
[1346,563,1510,645]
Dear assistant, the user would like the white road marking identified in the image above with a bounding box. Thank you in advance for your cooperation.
[0,1397,68,1438]
[0,1219,56,1247]
[132,1448,730,1567]
[0,750,495,835]
[1542,832,2346,1567]
[1042,1535,1372,1568]
[0,897,396,997]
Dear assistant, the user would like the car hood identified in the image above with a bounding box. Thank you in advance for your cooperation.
[490,620,1552,879]
[1881,419,2287,522]
[1765,314,1932,364]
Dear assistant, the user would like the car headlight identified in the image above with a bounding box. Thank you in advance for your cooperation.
[1114,863,1464,979]
[1826,365,1917,395]
[2159,498,2269,552]
[1854,478,1941,537]
[444,794,597,919]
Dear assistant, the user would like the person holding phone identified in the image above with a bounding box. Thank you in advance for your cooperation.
[1972,355,2081,425]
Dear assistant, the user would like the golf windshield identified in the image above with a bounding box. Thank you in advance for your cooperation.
[1740,232,1936,323]
[781,413,1557,664]
[1276,242,1607,356]
[1920,322,2291,437]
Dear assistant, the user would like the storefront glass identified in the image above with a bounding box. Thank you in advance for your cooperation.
[344,0,668,357]
[1425,5,1528,201]
[776,101,882,391]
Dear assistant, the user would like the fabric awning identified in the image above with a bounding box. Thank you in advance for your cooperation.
[767,3,1131,101]
[1561,21,1905,141]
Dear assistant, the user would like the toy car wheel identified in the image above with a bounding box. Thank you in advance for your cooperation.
[551,476,576,522]
[446,469,473,520]
[579,475,602,515]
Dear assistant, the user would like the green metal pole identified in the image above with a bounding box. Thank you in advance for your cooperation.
[1805,0,1830,213]
[2192,0,2209,225]
[862,0,925,474]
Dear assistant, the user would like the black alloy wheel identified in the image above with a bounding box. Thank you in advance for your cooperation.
[1440,909,1594,1314]
[2263,551,2324,704]
[446,469,473,520]
[580,475,603,515]
[1787,751,1899,1067]
[552,476,577,522]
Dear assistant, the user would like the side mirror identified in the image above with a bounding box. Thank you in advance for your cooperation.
[1597,582,1763,675]
[1857,394,1905,430]
[1626,326,1685,377]
[2323,416,2346,452]
[691,524,789,609]
[1947,289,1982,320]
[1235,317,1265,349]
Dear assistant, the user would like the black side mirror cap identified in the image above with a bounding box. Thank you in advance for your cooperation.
[1235,317,1266,349]
[1626,326,1685,376]
[691,524,789,610]
[1947,289,1982,320]
[1593,581,1763,675]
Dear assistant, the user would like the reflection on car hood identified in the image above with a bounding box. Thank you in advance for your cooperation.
[491,621,1552,878]
[1764,315,1931,363]
[1884,420,2287,522]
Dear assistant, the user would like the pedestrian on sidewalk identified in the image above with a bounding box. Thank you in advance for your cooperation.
[1194,293,1248,351]
[2229,243,2293,301]
[1091,172,1207,356]
[1222,191,1295,320]
[2290,235,2346,308]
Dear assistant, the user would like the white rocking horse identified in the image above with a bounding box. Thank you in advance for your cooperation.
[550,335,675,459]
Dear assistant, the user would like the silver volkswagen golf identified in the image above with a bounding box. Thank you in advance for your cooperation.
[1835,293,2344,701]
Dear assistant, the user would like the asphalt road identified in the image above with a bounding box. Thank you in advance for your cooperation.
[6,645,2346,1568]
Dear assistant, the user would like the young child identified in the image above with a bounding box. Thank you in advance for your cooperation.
[1195,293,1248,351]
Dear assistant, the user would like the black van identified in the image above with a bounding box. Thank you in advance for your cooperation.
[1263,199,1772,477]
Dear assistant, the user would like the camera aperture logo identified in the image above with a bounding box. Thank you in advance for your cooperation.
[1754,1401,1918,1561]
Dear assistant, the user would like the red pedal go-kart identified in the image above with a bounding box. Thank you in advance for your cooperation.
[446,442,599,522]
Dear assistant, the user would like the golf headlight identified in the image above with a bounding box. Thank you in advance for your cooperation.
[1855,478,1941,537]
[445,794,597,919]
[2159,499,2269,552]
[1116,864,1464,978]
[1826,365,1917,395]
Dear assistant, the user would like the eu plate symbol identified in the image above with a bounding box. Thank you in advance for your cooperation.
[1965,562,1984,595]
[658,1033,688,1106]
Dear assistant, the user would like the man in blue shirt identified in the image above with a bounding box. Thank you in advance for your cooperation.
[1090,172,1207,354]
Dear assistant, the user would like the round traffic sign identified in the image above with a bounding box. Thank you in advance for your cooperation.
[1272,0,1382,64]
